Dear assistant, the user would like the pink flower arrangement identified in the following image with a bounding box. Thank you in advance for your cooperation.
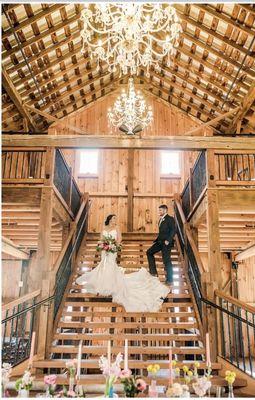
[96,234,122,254]
[119,369,132,379]
[136,378,147,392]
[44,375,57,386]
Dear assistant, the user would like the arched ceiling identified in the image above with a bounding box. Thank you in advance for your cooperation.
[2,3,255,135]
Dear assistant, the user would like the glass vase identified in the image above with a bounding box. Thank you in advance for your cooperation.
[69,376,75,392]
[228,384,234,398]
[148,380,158,398]
[104,377,114,398]
[18,389,29,398]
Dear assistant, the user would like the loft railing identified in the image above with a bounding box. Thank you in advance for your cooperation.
[215,291,255,378]
[181,150,255,220]
[215,151,255,184]
[1,197,91,365]
[174,197,255,377]
[2,147,82,217]
[1,290,42,366]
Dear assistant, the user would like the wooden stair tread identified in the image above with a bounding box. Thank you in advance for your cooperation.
[54,333,201,341]
[50,345,204,355]
[57,321,198,328]
[33,360,221,370]
[62,311,195,318]
[64,301,194,308]
[66,292,191,299]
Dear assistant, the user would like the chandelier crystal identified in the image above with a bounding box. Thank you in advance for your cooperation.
[81,3,182,76]
[108,78,153,135]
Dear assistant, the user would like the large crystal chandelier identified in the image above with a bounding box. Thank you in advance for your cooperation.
[81,3,182,76]
[108,78,153,135]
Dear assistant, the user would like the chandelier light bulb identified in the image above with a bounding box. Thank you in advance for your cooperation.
[81,3,182,76]
[108,78,153,135]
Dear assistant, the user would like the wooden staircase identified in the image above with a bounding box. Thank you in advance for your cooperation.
[33,233,222,390]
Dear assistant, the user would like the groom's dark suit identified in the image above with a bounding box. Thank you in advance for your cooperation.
[146,214,176,283]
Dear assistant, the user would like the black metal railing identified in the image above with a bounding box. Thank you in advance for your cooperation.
[215,293,255,378]
[180,151,206,219]
[54,200,90,317]
[174,200,203,318]
[54,149,82,217]
[2,290,41,366]
[215,152,255,182]
[181,180,190,219]
[2,199,90,366]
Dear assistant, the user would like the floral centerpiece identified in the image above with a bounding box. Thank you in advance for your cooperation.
[120,369,146,398]
[65,360,77,392]
[2,363,12,397]
[15,369,34,397]
[99,352,123,397]
[192,376,212,398]
[96,235,122,254]
[166,383,190,398]
[44,375,57,397]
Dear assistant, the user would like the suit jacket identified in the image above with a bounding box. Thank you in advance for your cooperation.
[155,214,176,245]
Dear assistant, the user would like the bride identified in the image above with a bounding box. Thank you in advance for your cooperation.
[76,214,169,312]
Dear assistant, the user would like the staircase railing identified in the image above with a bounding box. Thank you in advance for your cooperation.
[174,197,255,377]
[174,197,207,320]
[1,196,91,365]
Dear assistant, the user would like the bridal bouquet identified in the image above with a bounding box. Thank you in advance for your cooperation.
[96,235,122,254]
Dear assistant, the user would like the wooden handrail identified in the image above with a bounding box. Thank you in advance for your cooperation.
[215,290,255,314]
[175,198,206,275]
[2,289,41,312]
[53,197,89,275]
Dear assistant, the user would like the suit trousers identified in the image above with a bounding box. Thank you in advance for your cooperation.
[146,241,173,283]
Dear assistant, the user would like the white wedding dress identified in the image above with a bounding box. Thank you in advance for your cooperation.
[76,229,169,312]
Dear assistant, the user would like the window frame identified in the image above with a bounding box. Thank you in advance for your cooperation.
[77,149,99,178]
[160,150,181,178]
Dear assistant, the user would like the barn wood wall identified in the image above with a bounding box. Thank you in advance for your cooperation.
[1,255,22,303]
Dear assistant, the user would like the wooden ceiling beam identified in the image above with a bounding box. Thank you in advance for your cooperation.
[176,7,251,57]
[178,41,250,92]
[2,4,65,39]
[235,244,255,261]
[226,81,255,134]
[195,4,255,38]
[3,134,255,150]
[2,11,81,59]
[6,30,81,75]
[2,236,30,260]
[2,67,37,132]
[182,30,255,80]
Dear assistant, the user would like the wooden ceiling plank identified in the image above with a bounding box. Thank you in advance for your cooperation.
[2,66,37,131]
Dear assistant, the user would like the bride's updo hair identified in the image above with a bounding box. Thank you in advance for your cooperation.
[105,214,116,226]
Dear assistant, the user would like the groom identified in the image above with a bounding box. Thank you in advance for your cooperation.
[147,204,176,285]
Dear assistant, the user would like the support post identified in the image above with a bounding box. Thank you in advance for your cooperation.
[205,150,222,362]
[127,149,134,232]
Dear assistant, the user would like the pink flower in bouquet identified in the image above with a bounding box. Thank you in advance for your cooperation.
[104,244,109,250]
[119,369,132,379]
[44,375,57,385]
[136,378,147,392]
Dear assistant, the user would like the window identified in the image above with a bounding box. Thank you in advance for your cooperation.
[161,151,180,175]
[79,150,99,175]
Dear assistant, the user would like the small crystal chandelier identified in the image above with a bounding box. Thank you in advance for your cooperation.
[81,3,182,76]
[108,78,153,135]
